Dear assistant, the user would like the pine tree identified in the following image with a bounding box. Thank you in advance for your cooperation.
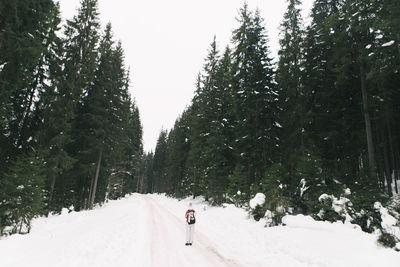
[364,0,400,195]
[185,75,210,198]
[342,0,378,179]
[302,0,361,181]
[190,37,224,201]
[0,0,66,215]
[153,130,168,192]
[208,47,236,204]
[38,0,102,211]
[120,103,144,196]
[165,109,191,196]
[231,4,278,191]
[0,0,145,235]
[143,152,155,193]
[0,0,61,166]
[276,0,305,186]
[74,23,132,209]
[109,101,143,199]
[33,3,76,211]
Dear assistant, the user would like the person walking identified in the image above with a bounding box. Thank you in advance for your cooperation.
[185,202,196,246]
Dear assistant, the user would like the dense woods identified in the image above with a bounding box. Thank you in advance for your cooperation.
[0,0,143,234]
[144,0,400,242]
[1,0,399,246]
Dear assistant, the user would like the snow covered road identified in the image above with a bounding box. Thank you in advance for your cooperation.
[144,195,242,267]
[0,194,242,267]
[1,193,399,267]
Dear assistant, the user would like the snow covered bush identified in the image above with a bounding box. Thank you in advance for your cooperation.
[251,205,266,221]
[373,201,400,249]
[284,150,346,216]
[249,191,288,226]
[346,194,384,233]
[316,193,352,222]
[312,188,384,233]
[312,187,400,250]
[378,231,397,248]
[260,163,292,224]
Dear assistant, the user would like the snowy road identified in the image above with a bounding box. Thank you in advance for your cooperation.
[1,193,399,267]
[144,195,242,267]
[0,194,242,267]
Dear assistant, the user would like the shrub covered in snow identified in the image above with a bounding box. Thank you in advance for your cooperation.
[312,189,385,233]
[378,231,397,248]
[316,193,352,222]
[239,159,400,250]
[249,192,287,226]
[249,193,266,221]
[308,189,400,249]
[256,163,293,226]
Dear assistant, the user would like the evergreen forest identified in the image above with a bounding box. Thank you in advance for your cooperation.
[145,0,400,245]
[1,0,400,246]
[0,0,143,234]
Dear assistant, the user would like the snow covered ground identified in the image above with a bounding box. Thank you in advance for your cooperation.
[0,193,399,267]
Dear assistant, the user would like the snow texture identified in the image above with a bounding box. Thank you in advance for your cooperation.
[375,202,400,243]
[0,62,6,71]
[382,40,395,47]
[0,193,399,267]
[299,179,309,197]
[249,193,266,209]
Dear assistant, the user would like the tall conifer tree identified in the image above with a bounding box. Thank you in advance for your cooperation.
[76,23,132,208]
[231,4,278,191]
[276,0,305,182]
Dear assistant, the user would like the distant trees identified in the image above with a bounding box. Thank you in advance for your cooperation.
[0,0,143,235]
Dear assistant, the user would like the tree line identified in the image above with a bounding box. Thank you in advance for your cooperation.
[0,0,143,235]
[145,0,400,236]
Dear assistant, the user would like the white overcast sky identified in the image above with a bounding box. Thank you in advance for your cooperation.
[58,0,314,152]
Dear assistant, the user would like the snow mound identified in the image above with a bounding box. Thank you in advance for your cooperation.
[249,193,266,209]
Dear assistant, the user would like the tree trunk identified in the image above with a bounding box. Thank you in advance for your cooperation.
[395,150,400,194]
[90,147,103,209]
[360,61,376,178]
[387,122,398,194]
[136,174,140,192]
[48,158,60,203]
[381,128,392,196]
[88,175,95,208]
[49,175,56,204]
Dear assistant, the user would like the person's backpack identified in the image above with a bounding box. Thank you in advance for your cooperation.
[188,210,196,224]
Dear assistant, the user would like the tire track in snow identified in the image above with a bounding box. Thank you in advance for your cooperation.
[143,195,243,267]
